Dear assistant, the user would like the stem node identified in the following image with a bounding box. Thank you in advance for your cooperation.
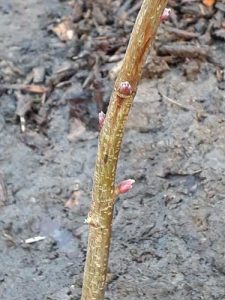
[81,1,168,299]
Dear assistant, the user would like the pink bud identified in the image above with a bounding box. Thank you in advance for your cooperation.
[160,8,171,22]
[117,179,135,194]
[118,81,133,96]
[98,111,105,129]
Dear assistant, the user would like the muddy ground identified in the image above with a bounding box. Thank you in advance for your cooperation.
[1,0,225,299]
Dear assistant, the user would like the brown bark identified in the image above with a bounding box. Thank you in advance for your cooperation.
[81,1,168,299]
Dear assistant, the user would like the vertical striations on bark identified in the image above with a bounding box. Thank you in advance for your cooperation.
[81,1,168,299]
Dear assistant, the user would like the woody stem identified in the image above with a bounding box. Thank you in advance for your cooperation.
[81,1,168,299]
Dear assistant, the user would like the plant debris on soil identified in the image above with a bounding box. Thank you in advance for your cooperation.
[0,0,225,299]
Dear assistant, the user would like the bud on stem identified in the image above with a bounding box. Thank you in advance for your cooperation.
[98,111,106,129]
[160,8,171,21]
[115,179,135,195]
[116,81,133,98]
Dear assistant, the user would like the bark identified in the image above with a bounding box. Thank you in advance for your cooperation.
[81,1,168,299]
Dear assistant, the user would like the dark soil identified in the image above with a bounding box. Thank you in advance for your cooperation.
[1,1,225,299]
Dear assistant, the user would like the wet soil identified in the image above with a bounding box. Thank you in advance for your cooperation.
[1,1,225,299]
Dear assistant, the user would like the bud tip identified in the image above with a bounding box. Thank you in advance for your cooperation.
[118,81,133,96]
[98,111,105,129]
[117,179,135,194]
[160,8,171,22]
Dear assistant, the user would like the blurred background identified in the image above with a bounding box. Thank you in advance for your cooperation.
[0,1,225,299]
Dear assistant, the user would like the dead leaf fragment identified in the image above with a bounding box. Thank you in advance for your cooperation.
[52,18,74,41]
[32,67,45,83]
[203,0,216,7]
[65,190,81,209]
[15,92,33,132]
[15,92,32,117]
[3,231,17,246]
[67,118,86,142]
[1,83,49,94]
[21,84,49,94]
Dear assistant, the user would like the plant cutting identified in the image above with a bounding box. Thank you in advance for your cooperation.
[81,1,169,299]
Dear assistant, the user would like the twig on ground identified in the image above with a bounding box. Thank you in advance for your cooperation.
[161,94,193,111]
